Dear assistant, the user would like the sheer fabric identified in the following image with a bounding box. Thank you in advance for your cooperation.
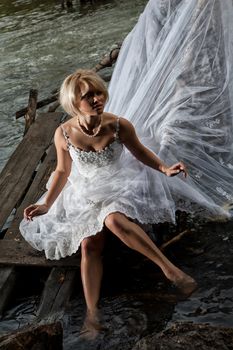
[20,0,233,260]
[106,0,233,218]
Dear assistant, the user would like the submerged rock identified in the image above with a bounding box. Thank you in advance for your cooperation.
[132,322,233,350]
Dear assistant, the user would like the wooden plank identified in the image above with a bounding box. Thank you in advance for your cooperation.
[5,144,57,240]
[0,267,17,315]
[24,89,38,135]
[37,267,76,322]
[0,112,63,231]
[16,95,58,119]
[0,322,63,350]
[0,240,80,268]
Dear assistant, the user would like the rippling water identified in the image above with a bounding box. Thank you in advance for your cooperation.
[0,0,147,171]
[1,1,233,348]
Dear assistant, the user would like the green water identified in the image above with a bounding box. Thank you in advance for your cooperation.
[0,0,147,171]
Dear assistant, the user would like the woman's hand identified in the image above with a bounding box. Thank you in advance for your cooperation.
[164,162,187,177]
[24,203,49,221]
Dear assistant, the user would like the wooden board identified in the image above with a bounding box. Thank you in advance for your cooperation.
[37,267,77,322]
[0,267,17,315]
[5,144,57,240]
[0,112,63,231]
[0,240,80,268]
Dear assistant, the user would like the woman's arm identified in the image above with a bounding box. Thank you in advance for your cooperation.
[24,126,72,220]
[119,118,187,177]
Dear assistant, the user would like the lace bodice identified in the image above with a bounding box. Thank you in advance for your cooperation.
[61,117,124,178]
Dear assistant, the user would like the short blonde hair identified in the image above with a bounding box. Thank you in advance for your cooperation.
[59,69,108,117]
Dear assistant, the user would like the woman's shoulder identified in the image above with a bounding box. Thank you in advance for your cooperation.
[103,113,131,126]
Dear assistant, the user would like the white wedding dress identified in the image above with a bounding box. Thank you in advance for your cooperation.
[20,0,233,260]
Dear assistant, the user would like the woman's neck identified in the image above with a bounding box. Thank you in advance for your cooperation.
[77,114,102,131]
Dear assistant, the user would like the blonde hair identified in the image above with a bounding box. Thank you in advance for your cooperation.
[59,69,108,117]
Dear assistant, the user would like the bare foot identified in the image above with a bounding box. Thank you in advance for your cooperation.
[173,274,198,299]
[79,310,105,340]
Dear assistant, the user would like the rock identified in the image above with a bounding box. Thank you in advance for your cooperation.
[0,322,63,350]
[132,322,233,350]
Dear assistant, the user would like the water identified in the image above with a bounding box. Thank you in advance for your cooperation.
[1,1,233,348]
[1,222,233,348]
[0,0,147,171]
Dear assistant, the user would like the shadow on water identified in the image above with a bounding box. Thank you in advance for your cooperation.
[1,219,232,348]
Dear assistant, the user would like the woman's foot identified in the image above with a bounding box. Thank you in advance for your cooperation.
[174,274,198,298]
[79,309,105,340]
[166,269,198,298]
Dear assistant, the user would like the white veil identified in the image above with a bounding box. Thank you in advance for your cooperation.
[106,0,233,221]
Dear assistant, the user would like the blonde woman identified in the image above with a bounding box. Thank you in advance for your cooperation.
[20,69,196,335]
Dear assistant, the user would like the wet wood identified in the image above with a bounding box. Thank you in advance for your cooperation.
[93,43,121,72]
[0,112,63,231]
[160,229,191,251]
[5,144,57,240]
[0,267,17,315]
[0,240,80,268]
[133,322,233,350]
[37,267,76,322]
[24,89,38,135]
[0,322,63,350]
[16,95,58,119]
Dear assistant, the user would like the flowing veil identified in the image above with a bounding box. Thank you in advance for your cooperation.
[106,0,233,222]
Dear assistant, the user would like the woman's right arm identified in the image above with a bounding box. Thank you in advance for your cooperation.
[24,126,72,221]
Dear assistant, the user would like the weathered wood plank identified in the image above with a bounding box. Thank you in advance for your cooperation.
[24,89,38,135]
[0,240,80,268]
[0,112,63,231]
[5,144,57,240]
[16,95,58,119]
[0,267,17,315]
[37,267,76,322]
[0,322,63,350]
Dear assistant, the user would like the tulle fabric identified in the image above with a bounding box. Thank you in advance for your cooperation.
[106,0,233,216]
[20,0,233,260]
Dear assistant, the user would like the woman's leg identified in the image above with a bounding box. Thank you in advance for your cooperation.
[80,230,106,332]
[105,212,197,295]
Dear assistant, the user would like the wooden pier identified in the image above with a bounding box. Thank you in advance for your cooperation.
[0,49,191,348]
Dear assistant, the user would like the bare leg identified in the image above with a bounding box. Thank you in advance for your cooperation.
[105,213,197,296]
[80,231,105,337]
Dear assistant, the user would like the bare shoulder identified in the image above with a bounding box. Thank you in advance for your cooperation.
[103,113,134,132]
[54,125,68,151]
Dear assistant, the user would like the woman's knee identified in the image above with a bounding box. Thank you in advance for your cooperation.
[81,234,105,257]
[105,212,129,235]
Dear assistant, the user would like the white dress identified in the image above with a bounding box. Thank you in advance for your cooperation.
[20,0,233,260]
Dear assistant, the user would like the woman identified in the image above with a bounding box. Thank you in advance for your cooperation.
[20,69,197,334]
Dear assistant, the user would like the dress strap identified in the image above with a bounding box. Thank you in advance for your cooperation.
[114,117,120,140]
[60,125,71,150]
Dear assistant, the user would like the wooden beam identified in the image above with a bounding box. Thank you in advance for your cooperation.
[0,267,17,315]
[0,240,80,268]
[16,95,58,119]
[37,267,77,323]
[0,322,63,350]
[24,89,38,135]
[0,112,63,231]
[5,144,57,240]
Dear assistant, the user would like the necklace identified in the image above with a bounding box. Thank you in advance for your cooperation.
[77,115,103,138]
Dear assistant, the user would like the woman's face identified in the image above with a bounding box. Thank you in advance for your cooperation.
[78,85,106,116]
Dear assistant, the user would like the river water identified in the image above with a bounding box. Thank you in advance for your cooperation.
[0,1,233,348]
[0,0,147,171]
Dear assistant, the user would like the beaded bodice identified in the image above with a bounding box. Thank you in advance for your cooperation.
[61,117,123,178]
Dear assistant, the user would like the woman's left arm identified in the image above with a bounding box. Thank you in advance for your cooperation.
[119,118,187,177]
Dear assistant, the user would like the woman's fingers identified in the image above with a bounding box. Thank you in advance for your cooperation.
[24,204,48,220]
[168,162,188,177]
